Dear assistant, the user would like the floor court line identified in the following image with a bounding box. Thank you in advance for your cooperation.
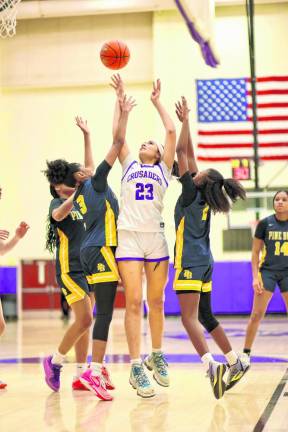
[253,368,288,432]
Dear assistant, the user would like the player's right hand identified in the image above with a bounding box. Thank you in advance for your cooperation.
[253,278,263,295]
[119,95,137,113]
[0,230,9,241]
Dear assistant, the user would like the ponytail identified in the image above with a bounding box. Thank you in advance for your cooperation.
[200,168,246,213]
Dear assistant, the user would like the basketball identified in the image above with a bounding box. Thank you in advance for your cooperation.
[100,40,130,70]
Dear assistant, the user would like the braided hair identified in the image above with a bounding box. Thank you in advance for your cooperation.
[198,168,246,213]
[44,159,79,253]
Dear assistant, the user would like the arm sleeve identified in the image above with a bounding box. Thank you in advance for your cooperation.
[49,198,62,222]
[254,219,267,240]
[91,160,112,193]
[179,171,197,207]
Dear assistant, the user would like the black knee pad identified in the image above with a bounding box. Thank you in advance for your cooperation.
[199,311,219,333]
[92,312,113,341]
[198,292,219,333]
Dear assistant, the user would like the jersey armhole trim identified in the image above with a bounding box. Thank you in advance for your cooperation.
[121,160,138,181]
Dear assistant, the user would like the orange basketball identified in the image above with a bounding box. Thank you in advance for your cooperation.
[100,40,130,70]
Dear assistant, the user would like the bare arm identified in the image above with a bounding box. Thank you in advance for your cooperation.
[175,97,191,177]
[175,98,198,174]
[105,95,136,167]
[251,237,264,295]
[0,222,29,256]
[151,79,176,170]
[51,194,75,222]
[75,116,95,171]
[110,74,130,164]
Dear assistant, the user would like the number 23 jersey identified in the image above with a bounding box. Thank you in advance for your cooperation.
[117,154,172,232]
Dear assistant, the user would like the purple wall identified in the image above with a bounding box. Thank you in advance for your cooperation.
[164,262,287,315]
[0,267,17,295]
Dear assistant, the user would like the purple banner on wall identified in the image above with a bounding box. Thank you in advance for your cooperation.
[164,262,286,315]
[0,267,17,295]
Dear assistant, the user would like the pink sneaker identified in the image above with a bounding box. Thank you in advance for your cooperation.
[0,380,7,389]
[79,369,113,401]
[101,366,115,390]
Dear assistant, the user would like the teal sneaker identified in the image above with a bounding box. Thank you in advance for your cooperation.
[144,352,169,387]
[129,363,155,398]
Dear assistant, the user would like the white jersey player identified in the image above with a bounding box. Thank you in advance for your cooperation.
[111,75,176,399]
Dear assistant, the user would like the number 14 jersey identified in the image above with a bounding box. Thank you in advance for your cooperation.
[117,154,172,232]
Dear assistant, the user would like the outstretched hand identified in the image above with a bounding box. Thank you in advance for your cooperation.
[119,94,137,113]
[0,230,9,241]
[110,74,124,99]
[15,222,30,239]
[151,79,161,104]
[175,96,190,123]
[75,116,90,135]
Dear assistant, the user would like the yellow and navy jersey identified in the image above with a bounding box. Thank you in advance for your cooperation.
[174,172,213,269]
[255,214,288,272]
[74,160,119,250]
[49,198,85,275]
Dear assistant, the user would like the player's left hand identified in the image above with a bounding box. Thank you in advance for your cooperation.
[75,116,90,135]
[175,96,190,122]
[119,95,137,113]
[15,222,30,239]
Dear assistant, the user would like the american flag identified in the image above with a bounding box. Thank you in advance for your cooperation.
[196,76,288,162]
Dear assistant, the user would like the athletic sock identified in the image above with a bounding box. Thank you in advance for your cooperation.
[225,350,238,366]
[51,351,65,365]
[75,363,86,378]
[243,348,251,357]
[201,352,214,371]
[90,362,102,376]
[130,358,142,366]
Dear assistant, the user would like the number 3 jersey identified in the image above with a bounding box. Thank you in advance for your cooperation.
[255,214,288,271]
[117,154,172,232]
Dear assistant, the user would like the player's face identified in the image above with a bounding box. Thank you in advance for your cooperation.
[54,183,75,198]
[139,140,160,163]
[273,192,288,213]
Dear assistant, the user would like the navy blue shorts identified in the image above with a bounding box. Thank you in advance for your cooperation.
[259,269,288,293]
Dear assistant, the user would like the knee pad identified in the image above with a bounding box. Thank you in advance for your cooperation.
[199,311,219,333]
[92,312,113,341]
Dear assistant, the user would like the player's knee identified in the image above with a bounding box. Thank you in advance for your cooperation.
[147,297,164,313]
[126,298,142,315]
[199,312,219,333]
[93,313,113,341]
[82,313,93,329]
[250,310,265,323]
[181,313,195,330]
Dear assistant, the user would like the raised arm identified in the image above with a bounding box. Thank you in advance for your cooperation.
[75,116,95,172]
[51,193,75,222]
[0,222,29,256]
[105,95,136,167]
[151,79,176,169]
[176,98,198,174]
[175,96,191,177]
[110,74,130,164]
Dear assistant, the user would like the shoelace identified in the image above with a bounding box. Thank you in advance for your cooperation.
[133,366,150,387]
[153,353,168,375]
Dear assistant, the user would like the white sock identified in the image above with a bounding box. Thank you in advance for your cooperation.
[75,363,86,378]
[225,350,238,366]
[201,352,214,370]
[130,358,142,366]
[51,351,65,365]
[152,348,162,354]
[90,362,102,376]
